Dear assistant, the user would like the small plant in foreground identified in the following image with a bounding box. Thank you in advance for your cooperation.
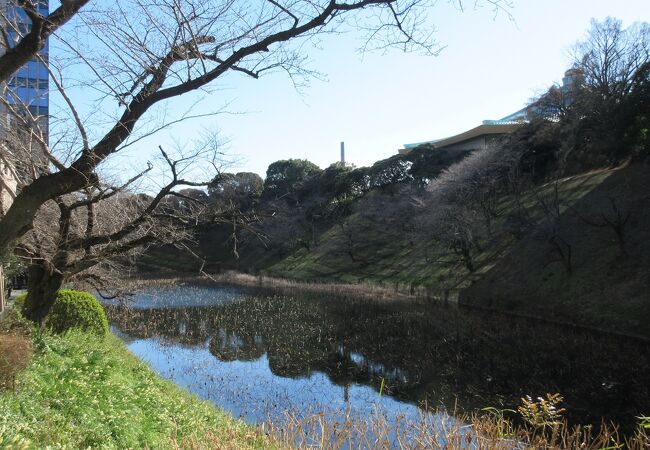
[518,393,566,427]
[480,407,516,439]
[12,293,27,314]
[638,416,650,430]
[0,427,30,450]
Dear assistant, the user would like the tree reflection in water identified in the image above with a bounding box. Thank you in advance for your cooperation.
[106,285,650,433]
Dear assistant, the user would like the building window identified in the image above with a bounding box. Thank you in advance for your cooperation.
[8,77,48,90]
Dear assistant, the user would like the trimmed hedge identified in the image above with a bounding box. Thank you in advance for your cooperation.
[47,290,109,337]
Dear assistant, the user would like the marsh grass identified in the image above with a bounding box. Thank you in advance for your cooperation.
[213,272,413,301]
[265,407,650,450]
[130,272,650,345]
[131,271,417,303]
[106,286,650,434]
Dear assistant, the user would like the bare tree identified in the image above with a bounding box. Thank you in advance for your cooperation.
[436,144,517,233]
[573,17,650,103]
[558,18,650,167]
[0,0,512,264]
[15,140,221,324]
[532,181,573,275]
[579,196,631,258]
[0,78,229,324]
[406,137,534,281]
[430,204,482,273]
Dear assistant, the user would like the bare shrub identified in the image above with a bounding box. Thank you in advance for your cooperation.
[0,332,32,390]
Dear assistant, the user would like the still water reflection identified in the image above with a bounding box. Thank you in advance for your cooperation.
[105,284,650,432]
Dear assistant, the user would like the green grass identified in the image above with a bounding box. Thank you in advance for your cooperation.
[268,170,614,294]
[0,330,269,449]
[461,165,650,338]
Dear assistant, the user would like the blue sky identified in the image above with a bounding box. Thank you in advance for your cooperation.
[54,0,650,180]
[181,0,649,177]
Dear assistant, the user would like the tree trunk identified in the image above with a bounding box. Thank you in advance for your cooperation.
[23,262,64,326]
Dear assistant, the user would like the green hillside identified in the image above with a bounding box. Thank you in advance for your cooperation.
[461,164,650,337]
[266,164,649,337]
[268,170,609,286]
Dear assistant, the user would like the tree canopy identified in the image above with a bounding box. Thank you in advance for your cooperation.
[209,172,263,210]
[263,159,321,199]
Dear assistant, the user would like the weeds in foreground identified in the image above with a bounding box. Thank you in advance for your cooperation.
[0,308,33,337]
[639,416,650,430]
[0,427,30,450]
[265,403,650,450]
[518,393,566,427]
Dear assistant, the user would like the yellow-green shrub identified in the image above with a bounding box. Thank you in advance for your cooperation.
[47,290,109,336]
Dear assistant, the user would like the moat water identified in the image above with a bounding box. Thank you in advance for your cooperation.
[105,283,650,435]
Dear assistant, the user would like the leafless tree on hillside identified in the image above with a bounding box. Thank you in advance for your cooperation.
[412,143,523,270]
[579,196,631,258]
[573,17,650,103]
[532,181,573,275]
[435,144,518,233]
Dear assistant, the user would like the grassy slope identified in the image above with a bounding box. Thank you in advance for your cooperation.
[0,330,269,449]
[268,166,650,337]
[461,164,650,338]
[268,170,611,289]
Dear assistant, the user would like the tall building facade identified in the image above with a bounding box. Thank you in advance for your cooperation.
[0,0,49,217]
[0,0,49,134]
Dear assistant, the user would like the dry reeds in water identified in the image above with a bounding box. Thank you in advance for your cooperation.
[264,407,650,450]
[132,271,419,303]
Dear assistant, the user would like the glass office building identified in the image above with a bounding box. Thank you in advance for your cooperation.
[1,0,49,131]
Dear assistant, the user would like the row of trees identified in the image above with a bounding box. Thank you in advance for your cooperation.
[192,143,482,271]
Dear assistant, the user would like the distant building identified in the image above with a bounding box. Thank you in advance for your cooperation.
[399,121,521,156]
[399,69,582,156]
